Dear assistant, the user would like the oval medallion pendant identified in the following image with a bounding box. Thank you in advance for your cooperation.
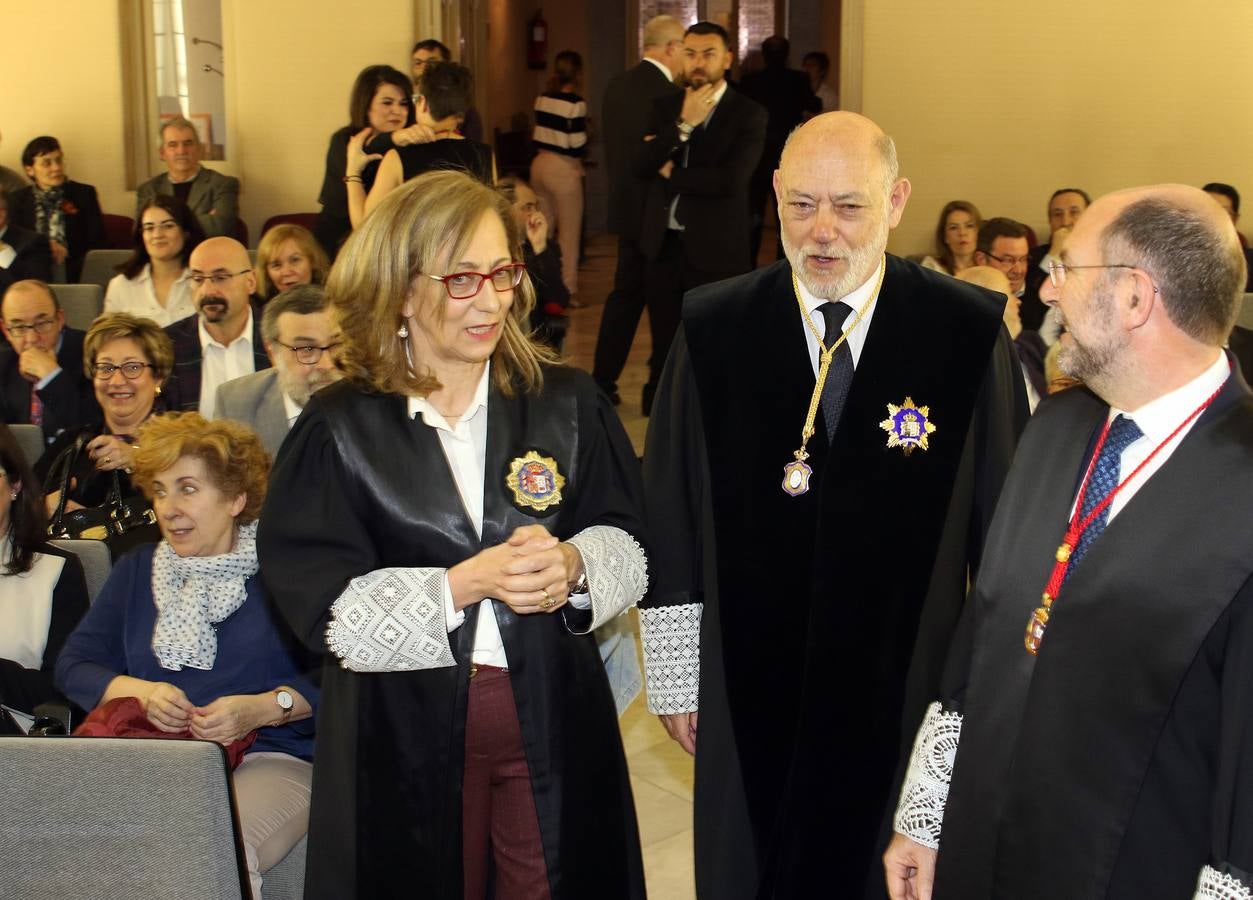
[782,459,813,497]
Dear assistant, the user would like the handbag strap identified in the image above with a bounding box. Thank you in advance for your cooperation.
[44,433,88,534]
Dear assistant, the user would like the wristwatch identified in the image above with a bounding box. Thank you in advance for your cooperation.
[274,689,294,725]
[569,571,589,595]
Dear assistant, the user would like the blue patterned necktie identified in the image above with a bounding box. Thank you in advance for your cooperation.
[818,302,855,441]
[1068,414,1144,570]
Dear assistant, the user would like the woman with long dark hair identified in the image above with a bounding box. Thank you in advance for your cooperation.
[104,195,204,326]
[0,423,89,715]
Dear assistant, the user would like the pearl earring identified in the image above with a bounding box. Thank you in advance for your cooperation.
[397,322,409,338]
[9,492,16,501]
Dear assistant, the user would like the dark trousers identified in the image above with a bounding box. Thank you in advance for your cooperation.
[591,235,649,395]
[643,230,736,390]
[462,665,550,900]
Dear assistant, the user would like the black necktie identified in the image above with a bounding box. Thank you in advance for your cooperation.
[818,302,855,441]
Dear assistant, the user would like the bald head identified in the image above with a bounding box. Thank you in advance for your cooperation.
[956,265,1011,295]
[1086,184,1246,344]
[188,236,256,331]
[643,14,684,49]
[772,112,910,301]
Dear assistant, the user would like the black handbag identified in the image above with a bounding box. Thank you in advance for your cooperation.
[44,433,159,558]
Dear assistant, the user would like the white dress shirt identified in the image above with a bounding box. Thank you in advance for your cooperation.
[104,264,196,327]
[0,544,66,670]
[1089,350,1230,522]
[796,255,885,376]
[197,310,257,420]
[407,364,590,669]
[282,391,302,428]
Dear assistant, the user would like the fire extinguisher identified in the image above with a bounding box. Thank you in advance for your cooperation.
[527,8,548,70]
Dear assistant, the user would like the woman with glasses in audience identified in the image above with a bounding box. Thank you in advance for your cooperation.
[57,413,317,900]
[498,176,570,352]
[921,200,982,276]
[0,423,89,718]
[260,170,648,900]
[7,136,106,283]
[313,64,416,258]
[255,223,328,302]
[36,313,171,555]
[104,196,204,326]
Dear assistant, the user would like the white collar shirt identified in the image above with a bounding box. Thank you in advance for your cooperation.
[104,264,195,327]
[796,255,885,376]
[1093,349,1230,522]
[282,389,302,428]
[406,365,511,667]
[197,309,257,420]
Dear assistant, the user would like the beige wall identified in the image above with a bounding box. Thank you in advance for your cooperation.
[858,1,1253,256]
[1,0,415,242]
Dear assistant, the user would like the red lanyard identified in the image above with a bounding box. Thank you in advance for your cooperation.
[1025,370,1227,655]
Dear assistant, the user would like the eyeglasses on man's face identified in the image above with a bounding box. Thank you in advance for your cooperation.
[425,263,526,300]
[189,268,252,288]
[982,251,1030,267]
[1047,260,1141,289]
[274,340,341,366]
[90,361,154,380]
[4,317,58,337]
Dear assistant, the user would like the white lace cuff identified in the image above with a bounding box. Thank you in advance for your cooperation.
[564,525,649,633]
[893,701,963,850]
[639,602,701,715]
[326,567,457,672]
[1196,865,1253,899]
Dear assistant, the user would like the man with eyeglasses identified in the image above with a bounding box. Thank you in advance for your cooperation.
[0,279,96,442]
[213,284,341,456]
[886,184,1253,900]
[0,190,52,293]
[163,236,269,418]
[591,14,684,406]
[409,39,484,143]
[973,217,1032,300]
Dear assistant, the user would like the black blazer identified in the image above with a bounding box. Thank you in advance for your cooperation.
[603,61,681,239]
[635,86,768,275]
[8,181,106,283]
[163,304,271,413]
[0,223,53,292]
[0,326,98,445]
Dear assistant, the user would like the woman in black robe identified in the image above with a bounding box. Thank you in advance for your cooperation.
[258,169,648,900]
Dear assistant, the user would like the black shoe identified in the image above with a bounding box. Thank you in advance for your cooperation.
[642,383,656,417]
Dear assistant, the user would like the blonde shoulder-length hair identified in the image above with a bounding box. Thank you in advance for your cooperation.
[328,168,554,398]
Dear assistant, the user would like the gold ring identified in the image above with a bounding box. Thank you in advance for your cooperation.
[540,590,554,609]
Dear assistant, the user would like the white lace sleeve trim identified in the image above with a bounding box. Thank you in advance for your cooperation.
[639,602,701,715]
[893,701,963,850]
[1196,865,1253,899]
[326,567,457,672]
[564,525,649,633]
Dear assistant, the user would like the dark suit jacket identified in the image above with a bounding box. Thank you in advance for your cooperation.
[0,223,53,291]
[8,181,106,282]
[740,66,820,140]
[1231,325,1253,380]
[136,167,240,238]
[0,326,98,443]
[163,304,270,413]
[635,86,768,274]
[603,61,681,239]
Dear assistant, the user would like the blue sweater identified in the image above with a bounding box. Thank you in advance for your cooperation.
[55,544,317,760]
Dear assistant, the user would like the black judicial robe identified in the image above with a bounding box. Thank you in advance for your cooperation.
[642,256,1027,898]
[257,367,647,900]
[931,368,1253,899]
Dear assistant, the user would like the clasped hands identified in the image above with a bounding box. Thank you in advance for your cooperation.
[142,681,270,745]
[448,524,583,616]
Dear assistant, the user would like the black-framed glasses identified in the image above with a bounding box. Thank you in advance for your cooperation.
[425,263,526,300]
[90,361,154,380]
[982,251,1030,267]
[1048,261,1140,288]
[4,318,57,337]
[189,268,251,288]
[274,340,341,365]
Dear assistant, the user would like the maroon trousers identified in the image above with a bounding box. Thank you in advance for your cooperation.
[462,665,551,900]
